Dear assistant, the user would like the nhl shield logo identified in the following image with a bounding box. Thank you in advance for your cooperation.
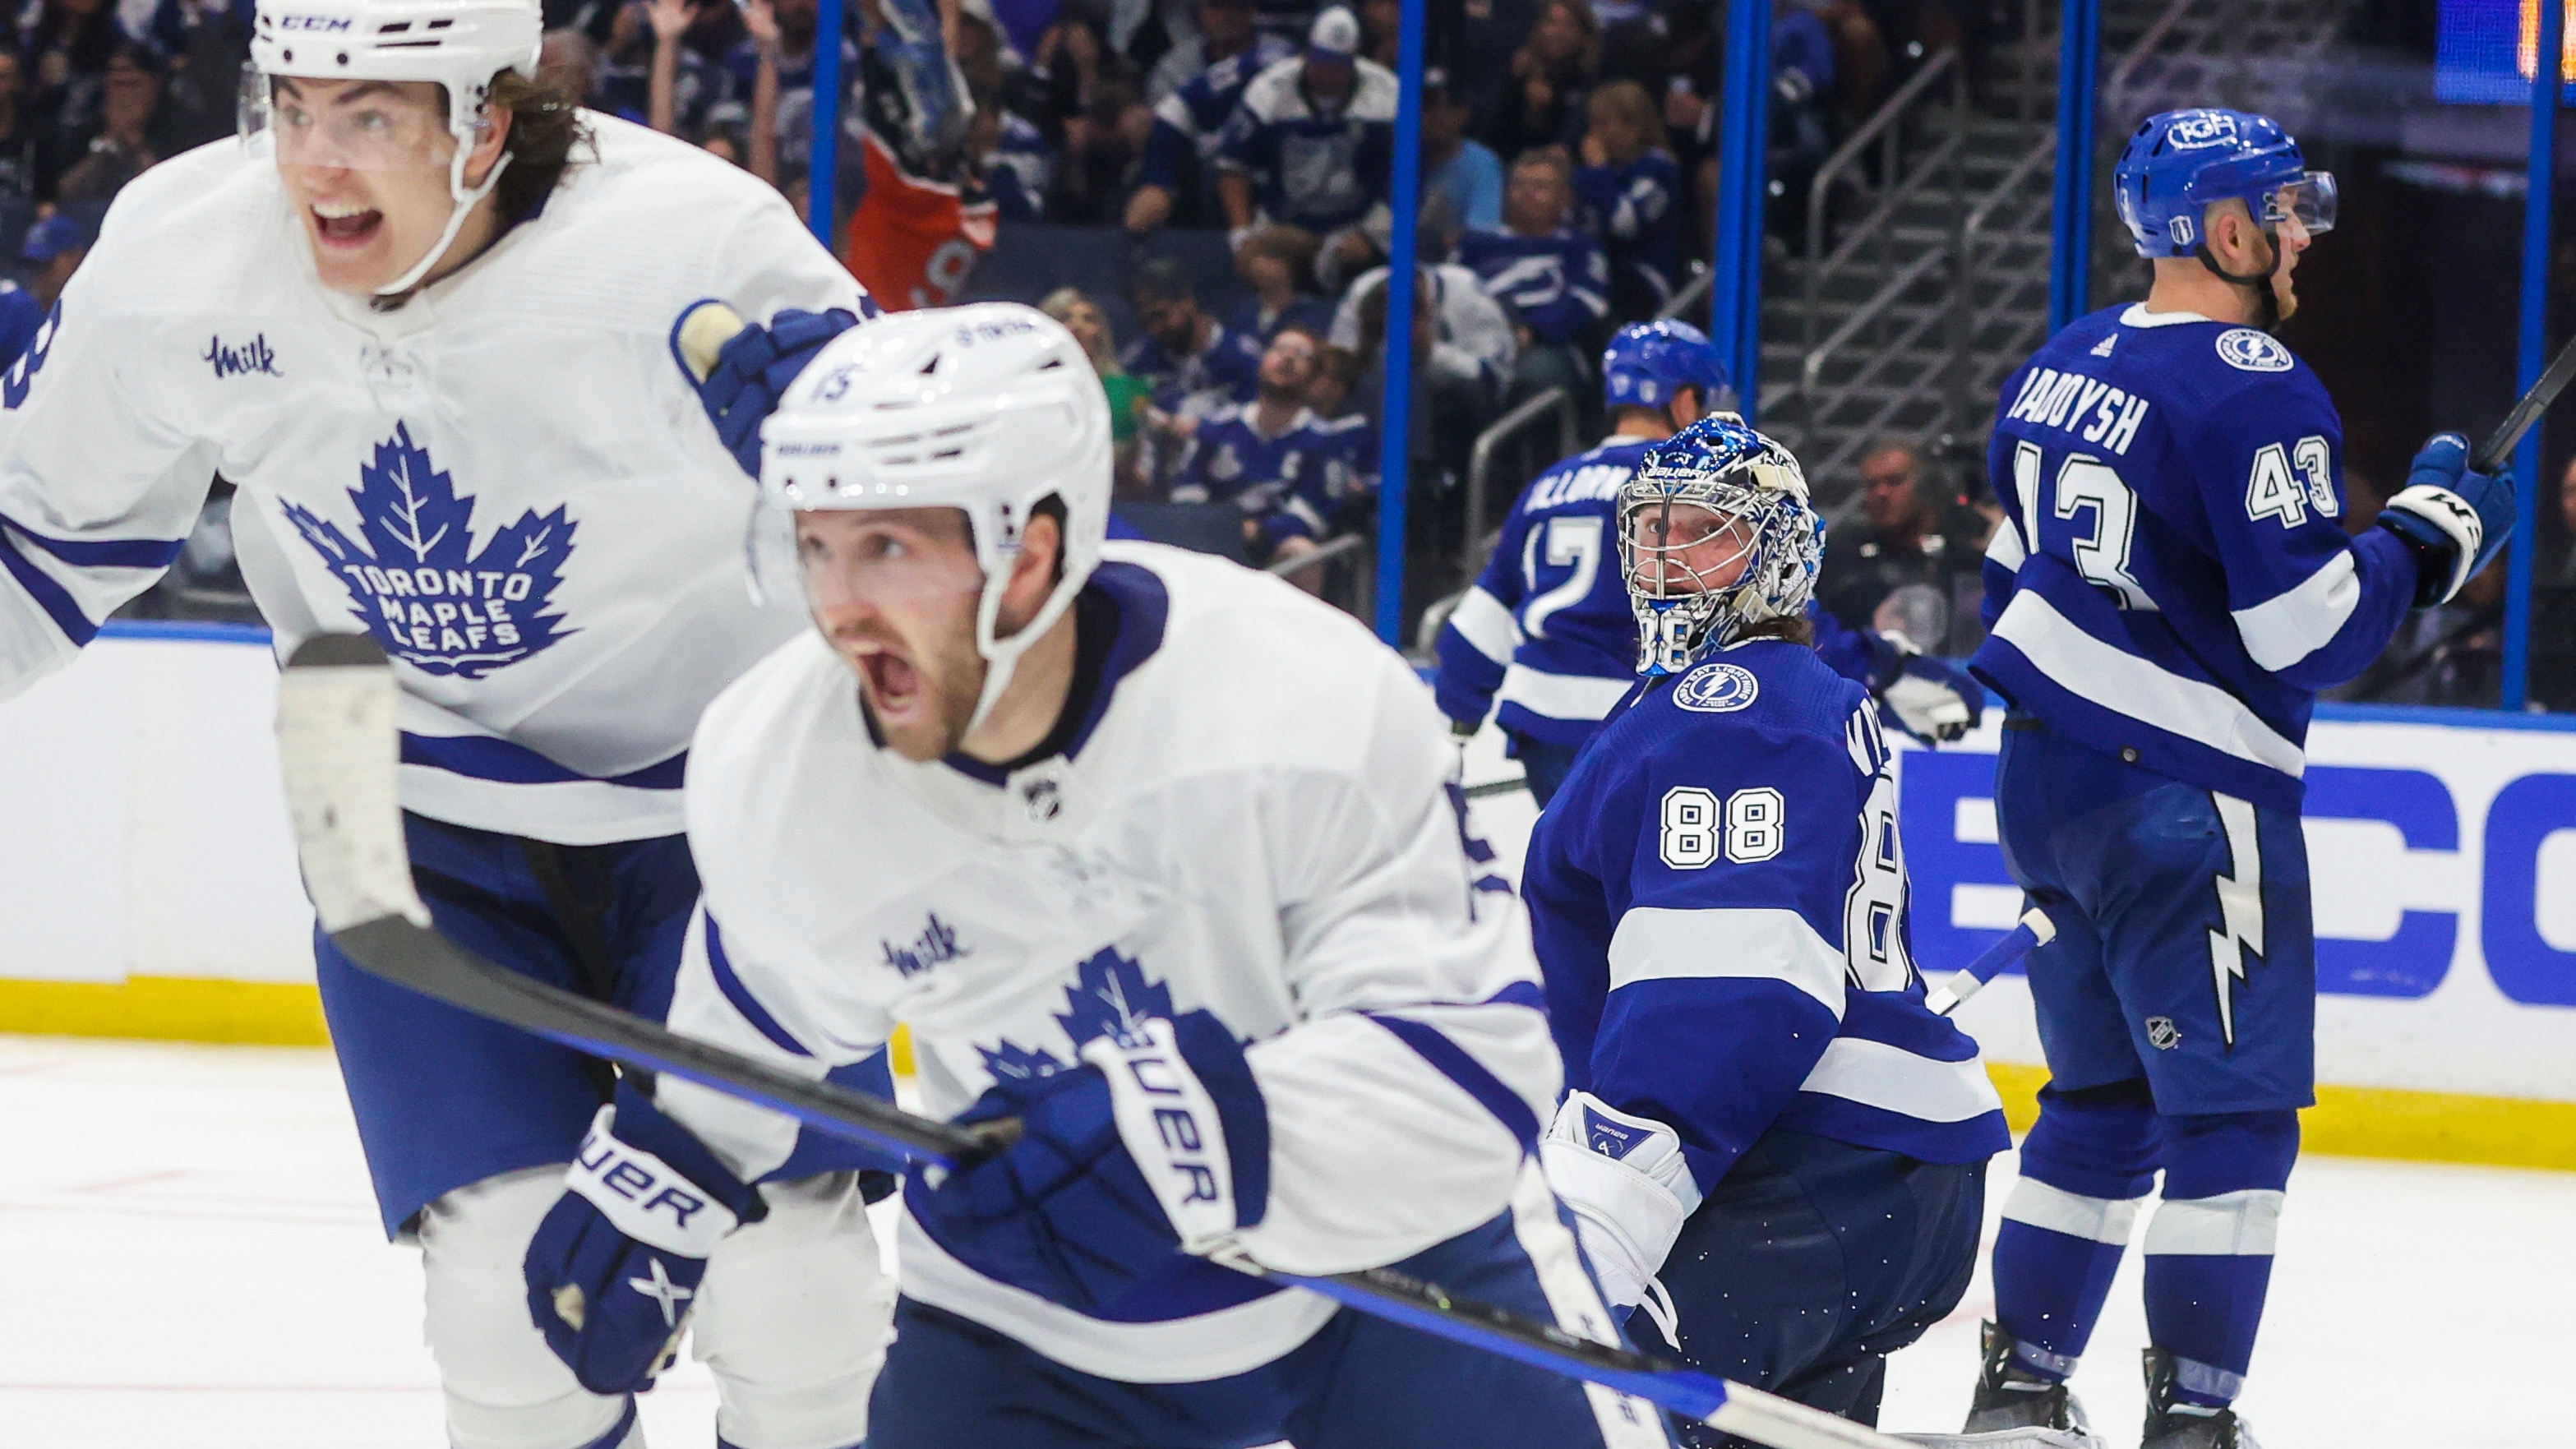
[284,424,579,678]
[2145,1016,2182,1050]
[1673,660,1761,713]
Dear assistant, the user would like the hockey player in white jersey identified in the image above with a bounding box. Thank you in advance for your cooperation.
[517,299,1678,1449]
[0,2,902,1444]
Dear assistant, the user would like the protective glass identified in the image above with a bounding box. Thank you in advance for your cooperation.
[1623,498,1756,601]
[240,67,460,171]
[2264,171,2337,236]
[746,501,985,617]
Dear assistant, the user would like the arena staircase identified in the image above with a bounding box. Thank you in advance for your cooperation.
[1761,0,2352,506]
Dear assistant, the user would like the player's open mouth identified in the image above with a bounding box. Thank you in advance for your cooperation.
[857,648,922,713]
[310,202,382,247]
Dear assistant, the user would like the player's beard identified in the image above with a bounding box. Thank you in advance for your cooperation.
[831,614,990,763]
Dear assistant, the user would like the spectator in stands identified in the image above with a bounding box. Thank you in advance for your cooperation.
[2338,553,2509,708]
[1813,439,1987,644]
[0,209,88,365]
[1768,0,1838,238]
[1170,322,1376,588]
[25,0,119,97]
[134,0,242,149]
[1046,55,1154,222]
[1228,224,1333,344]
[1308,342,1363,419]
[1124,255,1263,423]
[1357,0,1398,66]
[645,0,704,132]
[1340,259,1514,505]
[53,42,181,203]
[1041,286,1154,494]
[1216,7,1396,279]
[1453,0,1537,133]
[969,84,1051,219]
[1129,0,1290,230]
[0,53,35,199]
[1575,78,1684,317]
[1456,148,1610,403]
[1483,0,1595,159]
[1421,67,1502,233]
[2555,456,2576,587]
[1331,204,1517,413]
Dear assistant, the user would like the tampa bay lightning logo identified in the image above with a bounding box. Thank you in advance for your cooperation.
[976,946,1173,1082]
[283,425,578,678]
[1673,660,1760,713]
[2215,328,2292,374]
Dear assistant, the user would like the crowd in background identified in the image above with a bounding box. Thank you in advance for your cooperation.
[2,0,2552,708]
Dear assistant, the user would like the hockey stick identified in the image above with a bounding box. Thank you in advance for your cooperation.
[2472,326,2576,473]
[1923,907,2055,1017]
[275,635,1913,1449]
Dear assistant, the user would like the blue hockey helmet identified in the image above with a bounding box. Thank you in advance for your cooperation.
[1619,416,1824,676]
[1602,320,1733,412]
[2111,109,2336,259]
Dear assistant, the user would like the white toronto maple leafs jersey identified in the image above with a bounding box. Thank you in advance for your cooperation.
[658,544,1561,1382]
[0,117,868,843]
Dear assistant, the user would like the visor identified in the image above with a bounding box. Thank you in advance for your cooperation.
[2264,171,2336,236]
[746,498,985,620]
[241,66,463,170]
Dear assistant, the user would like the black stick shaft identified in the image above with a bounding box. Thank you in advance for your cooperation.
[2475,326,2576,473]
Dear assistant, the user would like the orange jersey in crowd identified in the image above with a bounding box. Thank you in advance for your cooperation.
[842,130,996,312]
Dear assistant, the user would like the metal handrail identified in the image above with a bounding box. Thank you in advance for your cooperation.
[1461,385,1581,573]
[1656,265,1712,324]
[1788,53,1969,431]
[1803,48,1963,269]
[1265,532,1369,579]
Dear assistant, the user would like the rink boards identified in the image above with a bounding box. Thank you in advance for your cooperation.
[0,627,2570,1167]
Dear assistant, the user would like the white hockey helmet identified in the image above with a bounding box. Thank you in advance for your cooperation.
[246,0,544,297]
[758,302,1113,731]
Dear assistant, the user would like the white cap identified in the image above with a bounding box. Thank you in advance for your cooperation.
[1307,6,1360,58]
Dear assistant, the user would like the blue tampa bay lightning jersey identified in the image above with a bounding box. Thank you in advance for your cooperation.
[1170,404,1374,542]
[1524,641,2008,1191]
[1572,150,1687,307]
[1453,228,1611,348]
[1435,436,1890,748]
[1973,304,2422,811]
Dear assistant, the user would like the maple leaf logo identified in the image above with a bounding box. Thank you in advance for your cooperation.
[971,947,1173,1083]
[282,424,579,678]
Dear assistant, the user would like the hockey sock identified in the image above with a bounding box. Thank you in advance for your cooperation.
[1992,1081,2160,1380]
[2142,1109,2299,1408]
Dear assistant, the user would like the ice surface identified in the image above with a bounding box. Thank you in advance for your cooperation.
[2,1034,2569,1447]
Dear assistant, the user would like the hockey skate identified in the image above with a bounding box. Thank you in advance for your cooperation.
[2140,1350,2263,1449]
[1892,1322,2107,1449]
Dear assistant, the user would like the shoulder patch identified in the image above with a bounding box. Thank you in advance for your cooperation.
[1673,660,1760,713]
[2214,328,2293,373]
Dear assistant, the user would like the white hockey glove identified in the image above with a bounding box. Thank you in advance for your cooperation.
[1540,1091,1701,1313]
[1872,630,1982,744]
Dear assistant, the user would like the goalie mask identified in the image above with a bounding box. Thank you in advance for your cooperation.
[1618,417,1823,676]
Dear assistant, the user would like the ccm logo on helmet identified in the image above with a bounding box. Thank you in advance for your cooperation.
[273,14,355,29]
[2164,110,2240,149]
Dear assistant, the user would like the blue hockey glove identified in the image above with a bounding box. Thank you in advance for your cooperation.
[524,1082,766,1395]
[1865,630,1983,744]
[907,1009,1269,1313]
[672,301,866,478]
[2379,431,2516,607]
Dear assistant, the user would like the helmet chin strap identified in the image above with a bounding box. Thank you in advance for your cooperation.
[2194,225,2283,333]
[372,137,510,305]
[963,563,1083,740]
